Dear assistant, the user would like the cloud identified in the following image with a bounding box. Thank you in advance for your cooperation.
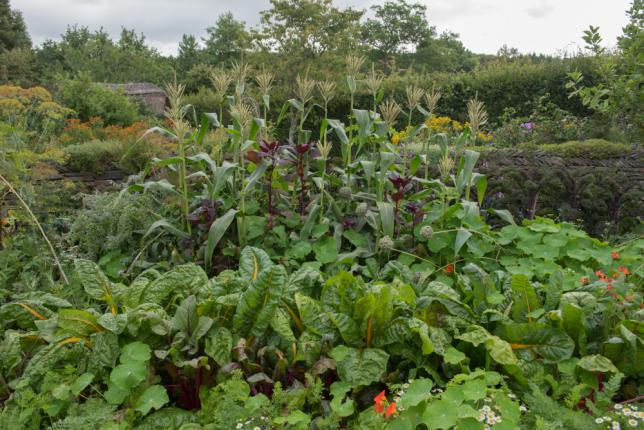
[525,1,554,19]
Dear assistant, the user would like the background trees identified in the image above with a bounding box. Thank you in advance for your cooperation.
[0,0,31,51]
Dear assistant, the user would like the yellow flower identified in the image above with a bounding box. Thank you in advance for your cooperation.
[391,133,401,145]
[425,116,455,133]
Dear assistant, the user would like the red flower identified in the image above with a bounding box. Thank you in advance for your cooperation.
[444,264,455,274]
[374,390,386,414]
[385,402,397,418]
[623,267,630,275]
[595,270,604,277]
[611,252,620,259]
[613,273,619,279]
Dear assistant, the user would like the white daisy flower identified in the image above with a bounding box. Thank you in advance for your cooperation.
[597,418,605,424]
[615,404,624,410]
[629,419,638,427]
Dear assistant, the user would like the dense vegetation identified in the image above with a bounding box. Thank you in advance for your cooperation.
[0,0,642,429]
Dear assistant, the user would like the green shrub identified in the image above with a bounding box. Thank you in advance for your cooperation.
[182,86,220,122]
[63,140,122,174]
[56,75,140,126]
[519,139,633,158]
[67,192,156,261]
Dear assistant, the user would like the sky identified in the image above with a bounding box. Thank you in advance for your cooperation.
[13,0,633,56]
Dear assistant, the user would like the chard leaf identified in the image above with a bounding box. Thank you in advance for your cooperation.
[496,323,575,363]
[457,325,517,365]
[233,264,287,337]
[330,345,389,387]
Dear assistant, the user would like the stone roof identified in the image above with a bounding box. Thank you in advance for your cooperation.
[103,82,165,96]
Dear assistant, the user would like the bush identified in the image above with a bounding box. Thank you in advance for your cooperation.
[518,139,633,158]
[63,140,122,174]
[0,84,73,139]
[182,86,220,122]
[56,76,140,126]
[67,192,156,261]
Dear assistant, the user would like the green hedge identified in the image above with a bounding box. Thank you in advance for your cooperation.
[517,139,633,159]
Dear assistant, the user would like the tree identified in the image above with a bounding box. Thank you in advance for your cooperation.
[177,34,202,73]
[33,25,173,85]
[0,0,31,51]
[256,0,363,59]
[203,12,249,64]
[497,44,521,60]
[411,31,476,72]
[361,0,433,60]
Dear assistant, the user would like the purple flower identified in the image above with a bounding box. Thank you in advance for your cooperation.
[520,122,534,131]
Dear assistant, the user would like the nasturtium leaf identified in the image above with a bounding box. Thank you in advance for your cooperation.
[399,378,433,409]
[386,417,414,430]
[461,378,487,401]
[441,385,465,405]
[422,399,459,429]
[427,233,450,253]
[135,385,169,415]
[104,383,129,405]
[273,410,311,426]
[110,361,147,390]
[313,235,338,264]
[120,341,151,364]
[455,417,485,430]
[329,382,355,417]
[52,384,71,400]
[286,241,312,260]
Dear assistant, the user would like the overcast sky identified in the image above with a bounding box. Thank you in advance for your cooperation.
[14,0,633,56]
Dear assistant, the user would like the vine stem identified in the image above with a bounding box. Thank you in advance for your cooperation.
[0,173,69,285]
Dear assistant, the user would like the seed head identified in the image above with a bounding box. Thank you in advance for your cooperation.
[378,235,394,251]
[420,225,434,240]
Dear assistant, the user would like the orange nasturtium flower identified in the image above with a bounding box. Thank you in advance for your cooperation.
[444,264,455,274]
[611,252,620,259]
[374,390,386,414]
[385,402,398,418]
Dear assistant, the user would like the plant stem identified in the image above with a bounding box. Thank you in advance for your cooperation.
[178,136,191,235]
